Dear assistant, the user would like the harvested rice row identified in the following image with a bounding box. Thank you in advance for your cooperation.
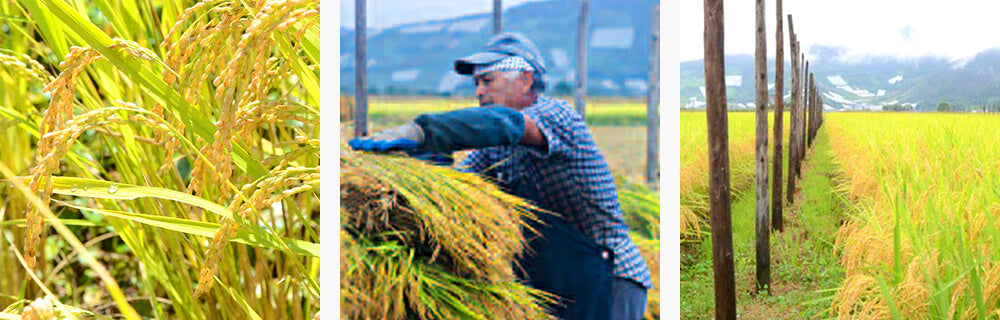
[827,113,1000,319]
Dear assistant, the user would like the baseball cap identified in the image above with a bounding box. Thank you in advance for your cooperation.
[454,32,548,76]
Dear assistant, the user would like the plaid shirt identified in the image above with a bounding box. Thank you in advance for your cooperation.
[457,95,653,289]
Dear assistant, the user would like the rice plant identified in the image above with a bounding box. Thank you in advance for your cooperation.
[679,112,763,238]
[1,0,319,319]
[827,113,1000,319]
[340,148,556,320]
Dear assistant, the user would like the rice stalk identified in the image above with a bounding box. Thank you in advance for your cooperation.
[340,148,555,320]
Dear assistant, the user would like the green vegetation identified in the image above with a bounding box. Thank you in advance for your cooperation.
[1,0,320,318]
[828,113,1000,318]
[680,128,846,318]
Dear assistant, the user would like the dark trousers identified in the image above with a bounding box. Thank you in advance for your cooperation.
[612,278,648,320]
[516,209,615,320]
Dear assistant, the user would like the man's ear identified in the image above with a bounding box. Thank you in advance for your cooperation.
[520,71,534,92]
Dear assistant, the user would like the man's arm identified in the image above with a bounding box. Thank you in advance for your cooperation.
[349,106,546,154]
[520,116,548,153]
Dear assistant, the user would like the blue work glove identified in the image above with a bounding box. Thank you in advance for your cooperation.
[347,121,425,152]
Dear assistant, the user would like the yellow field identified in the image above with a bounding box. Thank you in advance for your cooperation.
[827,113,1000,318]
[678,112,791,237]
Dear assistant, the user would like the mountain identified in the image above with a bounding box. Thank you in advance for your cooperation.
[340,0,659,97]
[680,46,1000,111]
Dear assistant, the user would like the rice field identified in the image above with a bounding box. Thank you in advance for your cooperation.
[678,112,790,238]
[827,113,1000,318]
[1,0,320,319]
[356,96,650,126]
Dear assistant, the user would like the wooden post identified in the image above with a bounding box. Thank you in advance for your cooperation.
[795,51,805,178]
[493,0,502,34]
[785,18,798,204]
[771,0,784,232]
[575,0,589,119]
[808,74,815,144]
[705,0,735,317]
[646,5,660,185]
[802,61,809,151]
[753,0,770,293]
[354,0,368,138]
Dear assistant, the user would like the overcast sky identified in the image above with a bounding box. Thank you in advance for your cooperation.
[678,0,1000,63]
[341,0,548,30]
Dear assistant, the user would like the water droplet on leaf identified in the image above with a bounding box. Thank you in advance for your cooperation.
[108,183,119,194]
[70,185,78,192]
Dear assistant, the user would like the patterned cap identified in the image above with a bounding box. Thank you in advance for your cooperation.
[473,56,536,76]
[454,32,548,76]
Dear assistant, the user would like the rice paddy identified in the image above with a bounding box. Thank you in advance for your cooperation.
[827,113,1000,318]
[1,0,319,319]
[680,110,1000,318]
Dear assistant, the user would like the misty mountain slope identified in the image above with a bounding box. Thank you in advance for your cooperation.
[341,0,659,96]
[679,46,1000,110]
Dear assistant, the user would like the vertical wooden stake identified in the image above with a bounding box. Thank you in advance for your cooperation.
[808,74,815,144]
[785,17,798,204]
[646,5,660,185]
[705,0,735,317]
[802,61,809,151]
[754,0,770,294]
[575,0,589,119]
[771,0,785,232]
[354,0,368,138]
[493,0,502,34]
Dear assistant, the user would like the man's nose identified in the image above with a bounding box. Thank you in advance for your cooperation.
[475,83,487,97]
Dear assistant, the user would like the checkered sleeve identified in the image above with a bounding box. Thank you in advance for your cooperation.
[520,100,578,159]
[456,150,491,174]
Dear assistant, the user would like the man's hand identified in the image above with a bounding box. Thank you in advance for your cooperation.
[348,122,425,152]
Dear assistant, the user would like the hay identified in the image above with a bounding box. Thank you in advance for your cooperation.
[340,149,555,320]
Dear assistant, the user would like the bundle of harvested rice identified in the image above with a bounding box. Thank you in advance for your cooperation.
[340,149,556,320]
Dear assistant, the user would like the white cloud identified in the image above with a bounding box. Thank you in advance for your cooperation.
[679,0,1000,62]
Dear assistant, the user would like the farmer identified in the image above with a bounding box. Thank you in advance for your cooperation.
[348,32,651,320]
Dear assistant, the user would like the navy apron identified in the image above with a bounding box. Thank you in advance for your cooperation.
[505,172,614,320]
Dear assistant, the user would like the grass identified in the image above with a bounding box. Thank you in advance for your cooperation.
[680,127,847,319]
[1,0,320,318]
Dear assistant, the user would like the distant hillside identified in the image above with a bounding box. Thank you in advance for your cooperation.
[340,0,659,97]
[680,46,1000,111]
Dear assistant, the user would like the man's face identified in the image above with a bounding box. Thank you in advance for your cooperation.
[474,71,532,108]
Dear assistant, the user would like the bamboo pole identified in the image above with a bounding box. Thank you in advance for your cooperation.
[753,0,770,293]
[354,0,368,138]
[771,0,785,232]
[575,0,589,118]
[705,0,735,317]
[646,5,660,185]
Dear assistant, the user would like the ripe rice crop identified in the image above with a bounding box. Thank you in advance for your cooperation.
[1,0,319,319]
[340,148,556,320]
[827,113,1000,319]
[679,112,758,238]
